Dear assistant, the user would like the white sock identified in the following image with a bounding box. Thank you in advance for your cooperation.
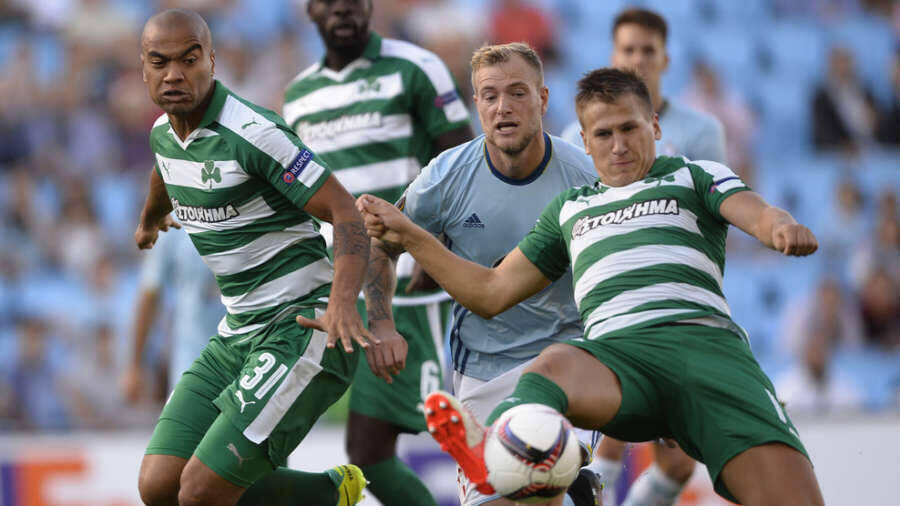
[621,463,684,506]
[586,456,622,506]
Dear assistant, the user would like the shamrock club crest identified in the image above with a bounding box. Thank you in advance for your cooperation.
[201,160,222,189]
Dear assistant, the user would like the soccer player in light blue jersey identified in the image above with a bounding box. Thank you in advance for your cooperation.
[121,227,223,404]
[561,8,726,166]
[560,9,726,505]
[360,42,600,506]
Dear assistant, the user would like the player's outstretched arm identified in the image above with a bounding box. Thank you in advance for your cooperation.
[720,191,818,256]
[357,194,552,319]
[300,175,379,353]
[135,168,180,249]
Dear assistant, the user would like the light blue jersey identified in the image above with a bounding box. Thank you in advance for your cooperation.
[139,229,223,388]
[560,100,727,163]
[402,133,597,380]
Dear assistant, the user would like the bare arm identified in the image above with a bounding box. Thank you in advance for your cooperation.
[135,169,180,249]
[720,191,818,256]
[357,194,551,318]
[298,175,377,352]
[360,239,409,382]
[120,289,159,403]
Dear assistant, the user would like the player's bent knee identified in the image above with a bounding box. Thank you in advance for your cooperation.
[138,455,185,506]
[525,343,581,383]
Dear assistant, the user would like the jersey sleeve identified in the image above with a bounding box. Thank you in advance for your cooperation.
[408,58,470,138]
[516,194,570,281]
[400,156,444,235]
[690,117,727,164]
[243,124,332,210]
[689,160,751,220]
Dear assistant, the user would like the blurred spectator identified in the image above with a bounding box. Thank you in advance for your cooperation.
[812,46,879,152]
[8,316,70,431]
[681,59,758,183]
[875,46,900,145]
[848,191,899,289]
[858,267,900,348]
[54,179,107,277]
[822,179,867,262]
[781,278,864,358]
[488,0,559,64]
[775,330,863,415]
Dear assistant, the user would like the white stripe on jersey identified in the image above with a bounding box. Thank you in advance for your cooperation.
[380,38,468,122]
[177,195,275,234]
[585,308,699,340]
[217,317,267,338]
[283,72,404,120]
[557,169,694,225]
[570,207,703,266]
[573,244,723,307]
[300,113,413,154]
[244,324,328,443]
[201,221,321,276]
[333,157,420,194]
[155,155,249,190]
[582,282,730,329]
[220,257,334,314]
[219,95,301,170]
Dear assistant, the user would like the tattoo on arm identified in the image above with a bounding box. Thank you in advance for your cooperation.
[364,251,394,323]
[332,221,368,258]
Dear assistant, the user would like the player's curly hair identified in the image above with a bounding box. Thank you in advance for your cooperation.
[470,42,543,87]
[574,67,653,118]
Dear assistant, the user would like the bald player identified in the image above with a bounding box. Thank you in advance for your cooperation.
[134,9,374,506]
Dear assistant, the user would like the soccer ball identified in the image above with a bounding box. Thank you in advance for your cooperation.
[484,404,582,503]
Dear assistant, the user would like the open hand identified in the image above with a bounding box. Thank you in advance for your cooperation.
[296,305,380,353]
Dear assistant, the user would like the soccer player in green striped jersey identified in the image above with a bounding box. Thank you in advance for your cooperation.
[359,68,825,506]
[283,1,473,505]
[135,9,373,506]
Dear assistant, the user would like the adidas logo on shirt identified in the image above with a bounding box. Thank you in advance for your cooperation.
[462,213,485,229]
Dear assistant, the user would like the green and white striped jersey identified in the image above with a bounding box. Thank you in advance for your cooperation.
[518,156,751,341]
[282,32,470,205]
[150,81,333,340]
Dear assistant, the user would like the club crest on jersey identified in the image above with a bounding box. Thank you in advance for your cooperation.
[281,149,314,185]
[171,198,239,223]
[572,198,679,238]
[201,160,221,189]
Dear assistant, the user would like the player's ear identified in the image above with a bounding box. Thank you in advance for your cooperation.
[209,48,215,76]
[652,112,661,140]
[539,85,549,116]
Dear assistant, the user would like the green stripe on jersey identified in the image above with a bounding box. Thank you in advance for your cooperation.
[519,156,751,340]
[150,81,334,331]
[283,32,470,201]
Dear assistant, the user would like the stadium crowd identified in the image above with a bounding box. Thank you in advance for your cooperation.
[0,0,897,432]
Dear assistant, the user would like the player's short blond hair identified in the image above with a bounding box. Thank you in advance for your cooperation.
[469,42,543,88]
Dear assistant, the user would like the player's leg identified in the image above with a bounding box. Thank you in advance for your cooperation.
[621,442,695,506]
[719,443,823,506]
[347,298,444,506]
[664,325,823,505]
[139,336,239,505]
[588,436,626,506]
[189,312,363,505]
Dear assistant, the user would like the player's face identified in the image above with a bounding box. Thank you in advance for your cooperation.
[308,0,371,50]
[611,24,668,87]
[141,23,214,116]
[579,94,660,187]
[473,56,548,155]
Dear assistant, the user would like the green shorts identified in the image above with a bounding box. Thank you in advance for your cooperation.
[349,291,449,433]
[568,323,808,502]
[145,306,358,487]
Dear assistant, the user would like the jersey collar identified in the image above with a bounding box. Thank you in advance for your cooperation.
[484,132,553,186]
[197,80,228,129]
[594,155,681,189]
[314,32,382,82]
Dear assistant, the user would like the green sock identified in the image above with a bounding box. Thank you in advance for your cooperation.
[237,467,339,505]
[485,372,569,426]
[362,456,438,506]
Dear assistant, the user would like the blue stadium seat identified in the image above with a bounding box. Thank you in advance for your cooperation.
[827,15,895,105]
[689,26,761,97]
[753,76,813,156]
[762,20,827,85]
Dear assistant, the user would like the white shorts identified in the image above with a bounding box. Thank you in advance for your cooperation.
[451,362,600,505]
